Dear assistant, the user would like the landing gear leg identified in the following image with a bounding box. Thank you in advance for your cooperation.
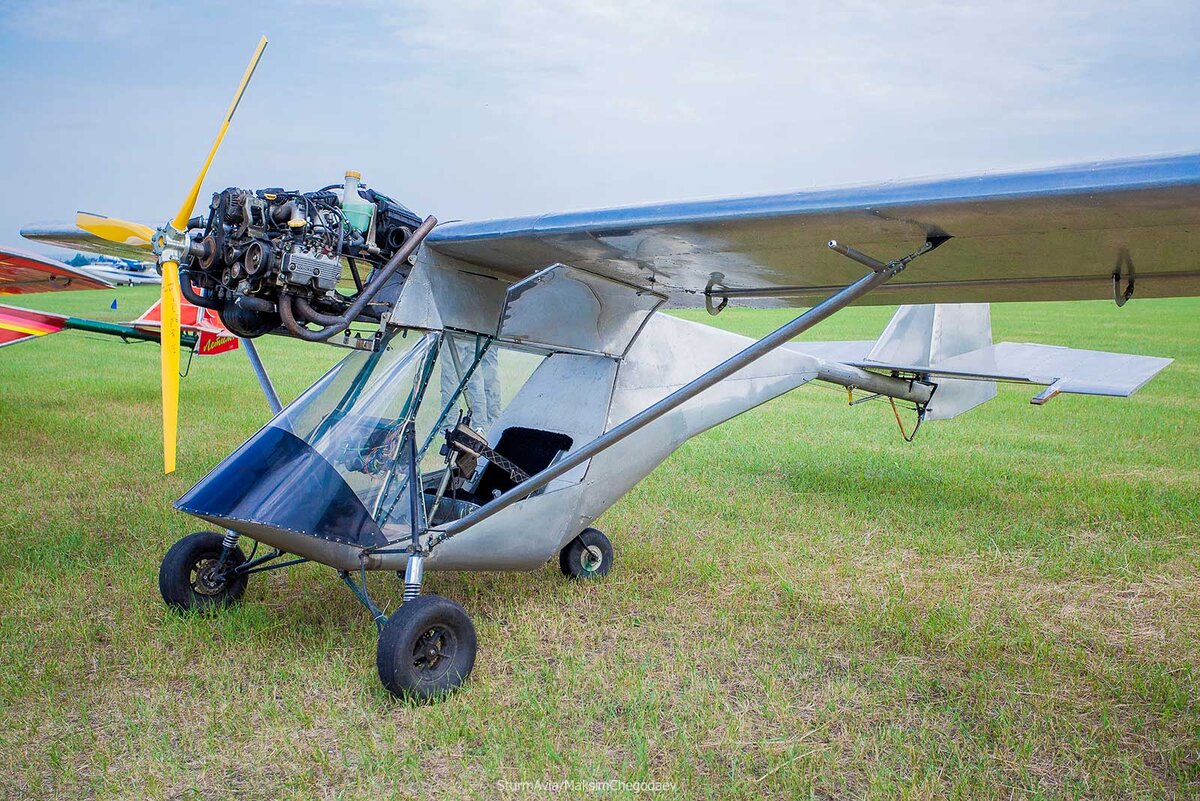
[340,568,388,631]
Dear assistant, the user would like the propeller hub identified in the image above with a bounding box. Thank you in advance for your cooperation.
[151,225,191,265]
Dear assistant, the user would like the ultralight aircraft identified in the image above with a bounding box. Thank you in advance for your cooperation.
[19,38,1197,699]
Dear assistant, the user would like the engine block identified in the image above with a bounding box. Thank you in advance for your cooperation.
[181,177,424,340]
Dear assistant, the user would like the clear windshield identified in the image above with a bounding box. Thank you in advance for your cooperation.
[177,327,549,547]
[273,330,439,529]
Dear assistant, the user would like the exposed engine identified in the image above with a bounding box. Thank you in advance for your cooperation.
[181,171,430,342]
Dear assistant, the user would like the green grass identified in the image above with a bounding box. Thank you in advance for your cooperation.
[1,287,1197,800]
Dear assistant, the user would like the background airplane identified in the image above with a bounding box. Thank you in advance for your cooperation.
[63,250,161,286]
[0,244,235,355]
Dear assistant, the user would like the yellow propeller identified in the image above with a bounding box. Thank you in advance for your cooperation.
[80,35,268,474]
[75,212,154,249]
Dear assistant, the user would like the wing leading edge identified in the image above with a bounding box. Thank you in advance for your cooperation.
[427,153,1200,307]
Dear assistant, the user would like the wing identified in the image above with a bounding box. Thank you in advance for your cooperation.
[0,246,114,295]
[427,153,1200,307]
[0,303,69,348]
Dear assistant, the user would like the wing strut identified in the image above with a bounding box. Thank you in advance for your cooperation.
[391,237,942,554]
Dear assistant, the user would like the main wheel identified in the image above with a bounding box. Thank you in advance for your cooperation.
[559,528,613,580]
[377,594,477,701]
[159,531,248,611]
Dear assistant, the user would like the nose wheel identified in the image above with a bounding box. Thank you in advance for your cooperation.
[559,528,613,580]
[159,531,248,611]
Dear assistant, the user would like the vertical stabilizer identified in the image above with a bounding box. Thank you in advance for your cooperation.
[870,304,996,419]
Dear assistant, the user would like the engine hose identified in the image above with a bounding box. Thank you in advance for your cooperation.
[294,295,390,326]
[234,295,275,313]
[279,293,339,341]
[278,214,437,342]
[176,265,223,310]
[292,295,344,326]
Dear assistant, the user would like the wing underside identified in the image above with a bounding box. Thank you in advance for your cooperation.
[0,304,69,348]
[0,246,113,295]
[426,153,1200,307]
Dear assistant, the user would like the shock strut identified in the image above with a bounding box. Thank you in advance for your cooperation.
[402,555,424,602]
[217,529,241,573]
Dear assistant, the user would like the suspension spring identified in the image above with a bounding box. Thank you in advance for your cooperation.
[402,554,424,603]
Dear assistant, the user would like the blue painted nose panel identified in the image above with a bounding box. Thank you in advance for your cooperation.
[175,425,386,548]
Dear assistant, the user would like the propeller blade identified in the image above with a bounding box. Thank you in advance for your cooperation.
[170,35,268,231]
[160,261,182,474]
[75,212,154,249]
[158,34,267,474]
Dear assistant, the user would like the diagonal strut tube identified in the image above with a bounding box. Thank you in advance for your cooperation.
[420,238,940,549]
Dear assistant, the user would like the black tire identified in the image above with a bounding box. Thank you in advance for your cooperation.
[377,594,476,701]
[559,528,613,580]
[159,531,248,611]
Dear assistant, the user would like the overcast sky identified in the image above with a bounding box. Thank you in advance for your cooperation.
[1,0,1197,250]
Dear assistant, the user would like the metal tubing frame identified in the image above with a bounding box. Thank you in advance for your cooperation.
[241,336,283,414]
[371,337,441,525]
[404,418,422,552]
[340,569,388,630]
[416,334,494,462]
[216,546,309,579]
[422,238,937,548]
[238,555,309,576]
[813,361,934,405]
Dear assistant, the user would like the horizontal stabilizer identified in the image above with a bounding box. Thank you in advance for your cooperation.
[791,302,1172,416]
[910,342,1171,397]
[791,338,1172,405]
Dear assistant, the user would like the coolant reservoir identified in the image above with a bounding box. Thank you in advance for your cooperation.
[341,170,375,234]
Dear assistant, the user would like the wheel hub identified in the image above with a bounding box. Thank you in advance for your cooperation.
[580,544,604,573]
[191,557,227,596]
[412,626,455,679]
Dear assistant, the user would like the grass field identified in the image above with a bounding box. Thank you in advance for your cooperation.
[0,287,1196,800]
